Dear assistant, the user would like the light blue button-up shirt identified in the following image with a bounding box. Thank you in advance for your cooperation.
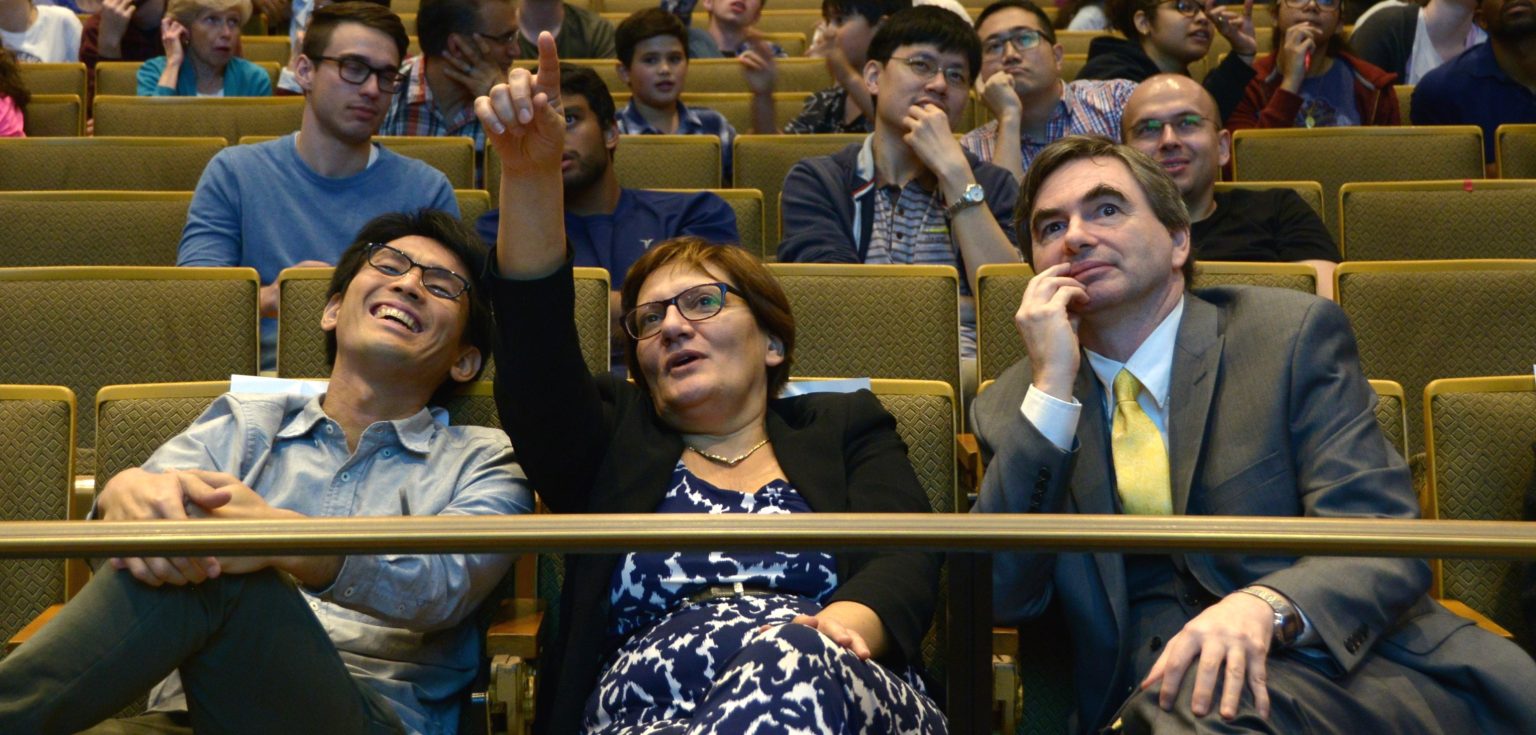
[136,392,533,734]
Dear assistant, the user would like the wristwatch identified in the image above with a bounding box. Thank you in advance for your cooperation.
[1239,585,1303,646]
[945,183,985,219]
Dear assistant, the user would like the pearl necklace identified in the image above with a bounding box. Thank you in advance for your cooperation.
[687,438,770,467]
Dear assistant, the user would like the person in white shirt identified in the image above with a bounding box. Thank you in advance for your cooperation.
[0,0,82,61]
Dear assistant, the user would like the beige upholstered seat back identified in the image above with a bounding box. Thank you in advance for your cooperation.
[0,192,191,267]
[0,386,75,649]
[0,137,225,191]
[94,96,305,144]
[1339,180,1536,260]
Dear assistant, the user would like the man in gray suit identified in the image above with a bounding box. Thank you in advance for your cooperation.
[972,134,1536,733]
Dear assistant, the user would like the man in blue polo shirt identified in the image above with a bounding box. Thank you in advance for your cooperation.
[475,63,739,369]
[1411,0,1536,174]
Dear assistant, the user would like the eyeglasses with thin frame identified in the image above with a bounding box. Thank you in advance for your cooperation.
[317,55,404,93]
[623,282,746,340]
[1128,113,1212,140]
[1159,0,1204,17]
[1280,0,1339,9]
[982,28,1047,58]
[888,55,970,88]
[365,243,472,300]
[475,29,519,46]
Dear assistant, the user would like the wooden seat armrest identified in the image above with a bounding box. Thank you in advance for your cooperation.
[958,432,982,496]
[6,604,63,653]
[485,598,543,659]
[1437,598,1515,640]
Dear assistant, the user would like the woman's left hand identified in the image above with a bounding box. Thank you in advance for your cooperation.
[786,612,872,659]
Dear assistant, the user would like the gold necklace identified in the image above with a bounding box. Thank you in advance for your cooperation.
[687,438,770,467]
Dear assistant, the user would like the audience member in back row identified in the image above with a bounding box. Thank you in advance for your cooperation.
[475,63,740,368]
[0,0,82,61]
[1227,0,1400,129]
[1075,0,1259,125]
[137,0,272,96]
[961,0,1136,182]
[780,6,1020,360]
[1350,0,1485,85]
[974,134,1536,734]
[177,2,457,371]
[0,47,26,136]
[378,0,519,184]
[1122,74,1340,296]
[515,0,616,58]
[1412,0,1536,173]
[81,0,169,92]
[687,0,786,58]
[784,0,911,134]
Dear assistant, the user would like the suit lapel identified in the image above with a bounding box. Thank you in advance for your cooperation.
[767,401,846,512]
[1167,295,1223,515]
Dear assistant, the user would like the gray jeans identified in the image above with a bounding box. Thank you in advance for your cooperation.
[0,567,404,735]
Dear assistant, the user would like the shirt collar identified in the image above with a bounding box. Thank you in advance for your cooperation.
[1084,296,1185,412]
[618,100,704,134]
[1468,41,1511,82]
[854,132,876,191]
[274,393,441,454]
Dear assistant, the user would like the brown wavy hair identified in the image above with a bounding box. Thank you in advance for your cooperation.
[0,49,30,116]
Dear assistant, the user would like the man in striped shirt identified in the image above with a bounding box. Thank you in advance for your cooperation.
[961,0,1136,181]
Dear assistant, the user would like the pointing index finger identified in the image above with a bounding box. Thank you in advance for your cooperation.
[533,30,561,106]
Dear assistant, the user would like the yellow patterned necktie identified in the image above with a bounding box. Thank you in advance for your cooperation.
[1111,368,1172,515]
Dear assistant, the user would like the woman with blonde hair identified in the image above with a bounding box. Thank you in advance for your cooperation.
[137,0,271,95]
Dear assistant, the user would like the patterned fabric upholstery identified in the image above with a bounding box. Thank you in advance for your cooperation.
[93,96,305,145]
[976,264,1033,385]
[0,137,226,191]
[277,267,610,380]
[1231,126,1486,239]
[238,36,291,63]
[488,135,722,204]
[372,137,476,190]
[733,133,864,255]
[456,189,492,229]
[0,192,190,267]
[1337,262,1536,454]
[1213,180,1324,217]
[767,264,961,395]
[1196,263,1318,293]
[1497,124,1536,179]
[1340,182,1536,260]
[22,94,81,137]
[1425,378,1536,649]
[0,388,74,655]
[16,62,85,97]
[1371,381,1408,462]
[0,269,259,469]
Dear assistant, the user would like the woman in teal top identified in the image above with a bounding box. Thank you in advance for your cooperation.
[137,0,271,96]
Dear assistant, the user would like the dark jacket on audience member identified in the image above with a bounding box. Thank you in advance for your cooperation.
[1077,35,1257,123]
[1348,4,1420,81]
[1227,51,1400,129]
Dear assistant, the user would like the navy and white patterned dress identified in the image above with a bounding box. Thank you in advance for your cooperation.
[584,462,947,735]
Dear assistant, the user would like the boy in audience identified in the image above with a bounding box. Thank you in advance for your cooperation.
[1121,74,1339,295]
[516,0,615,58]
[1075,0,1258,123]
[784,0,911,134]
[1412,0,1536,174]
[778,5,1020,360]
[177,2,458,371]
[0,0,82,61]
[0,210,533,735]
[962,0,1135,181]
[615,7,771,183]
[475,63,739,368]
[688,0,785,57]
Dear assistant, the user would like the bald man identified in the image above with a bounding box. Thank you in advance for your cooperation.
[1120,74,1339,296]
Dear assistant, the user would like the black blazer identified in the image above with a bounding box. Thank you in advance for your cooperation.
[488,260,940,735]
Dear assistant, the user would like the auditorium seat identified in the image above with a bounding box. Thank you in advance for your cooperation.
[93,96,305,144]
[0,191,191,267]
[1338,180,1536,260]
[0,137,225,191]
[0,386,76,653]
[20,94,82,137]
[733,132,864,254]
[488,134,722,202]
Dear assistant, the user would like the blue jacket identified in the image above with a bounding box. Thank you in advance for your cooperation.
[137,54,272,96]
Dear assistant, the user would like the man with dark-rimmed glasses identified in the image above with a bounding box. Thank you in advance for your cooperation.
[177,1,460,372]
[0,210,533,734]
[960,0,1137,182]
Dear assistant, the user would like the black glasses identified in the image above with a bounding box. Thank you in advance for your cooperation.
[889,55,970,88]
[982,28,1047,58]
[1128,113,1211,140]
[317,55,404,93]
[475,30,519,46]
[623,282,745,340]
[1281,0,1339,8]
[1159,0,1204,17]
[365,243,472,300]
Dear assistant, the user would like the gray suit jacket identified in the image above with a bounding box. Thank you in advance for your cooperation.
[973,286,1536,733]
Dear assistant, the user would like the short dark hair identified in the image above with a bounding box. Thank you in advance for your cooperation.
[1105,0,1157,40]
[822,0,912,26]
[302,1,409,65]
[325,210,496,400]
[974,0,1056,44]
[418,0,503,57]
[620,237,796,400]
[1016,135,1196,285]
[560,63,616,131]
[866,6,982,84]
[616,7,689,67]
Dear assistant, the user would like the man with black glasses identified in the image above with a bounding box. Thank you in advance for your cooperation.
[379,0,519,183]
[960,0,1136,181]
[177,1,459,372]
[1076,0,1258,123]
[0,210,533,734]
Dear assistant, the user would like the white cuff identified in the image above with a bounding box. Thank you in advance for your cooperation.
[1021,385,1080,452]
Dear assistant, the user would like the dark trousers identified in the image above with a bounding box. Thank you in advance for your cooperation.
[0,567,404,735]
